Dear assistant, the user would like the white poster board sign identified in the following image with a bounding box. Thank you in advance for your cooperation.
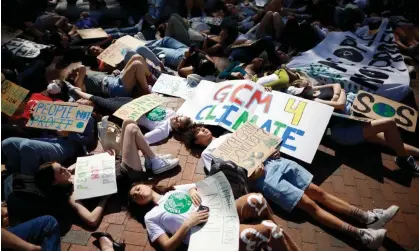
[2,38,49,58]
[287,19,410,101]
[177,80,334,163]
[189,172,239,251]
[74,153,117,200]
[152,74,195,100]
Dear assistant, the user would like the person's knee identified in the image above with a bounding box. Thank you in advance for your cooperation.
[272,12,281,19]
[298,195,320,214]
[126,123,140,134]
[1,137,21,150]
[306,185,327,202]
[19,140,37,153]
[266,11,273,17]
[38,215,59,231]
[131,54,145,62]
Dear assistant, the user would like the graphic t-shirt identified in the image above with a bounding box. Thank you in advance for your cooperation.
[201,133,232,172]
[138,107,176,145]
[145,184,197,244]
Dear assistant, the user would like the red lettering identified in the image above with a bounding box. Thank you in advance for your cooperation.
[213,84,233,103]
[245,90,273,113]
[230,84,253,106]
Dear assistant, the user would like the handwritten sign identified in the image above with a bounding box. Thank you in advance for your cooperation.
[212,123,281,174]
[152,74,195,100]
[26,101,93,133]
[351,90,418,132]
[1,79,29,116]
[73,153,117,200]
[189,172,239,251]
[113,94,167,121]
[2,38,49,58]
[77,28,108,39]
[177,80,333,163]
[97,35,146,67]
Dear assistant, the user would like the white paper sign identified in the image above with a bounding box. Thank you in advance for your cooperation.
[287,19,410,101]
[74,153,117,200]
[189,172,239,251]
[177,80,333,163]
[2,38,49,58]
[152,74,195,100]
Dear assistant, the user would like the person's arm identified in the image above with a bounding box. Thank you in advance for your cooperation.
[68,194,110,227]
[314,89,346,111]
[313,84,341,101]
[74,66,87,89]
[219,61,240,79]
[1,228,41,251]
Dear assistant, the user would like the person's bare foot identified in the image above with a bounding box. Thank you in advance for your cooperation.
[99,236,114,251]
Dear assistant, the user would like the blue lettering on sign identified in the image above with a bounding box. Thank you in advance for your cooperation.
[76,110,91,120]
[280,127,305,152]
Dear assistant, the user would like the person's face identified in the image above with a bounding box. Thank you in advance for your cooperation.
[52,163,71,185]
[129,184,153,205]
[194,127,213,146]
[252,58,264,70]
[89,46,103,57]
[170,115,190,130]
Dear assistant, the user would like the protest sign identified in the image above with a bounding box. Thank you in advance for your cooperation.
[212,123,281,174]
[177,80,334,163]
[152,74,195,100]
[113,94,168,121]
[287,19,410,101]
[97,35,146,67]
[1,25,23,45]
[2,38,49,58]
[189,172,239,251]
[74,153,117,200]
[26,101,93,133]
[352,90,418,132]
[77,28,108,39]
[1,79,29,116]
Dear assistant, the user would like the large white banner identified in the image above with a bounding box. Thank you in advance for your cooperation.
[74,153,117,200]
[177,80,334,163]
[287,18,410,101]
[189,172,239,251]
[152,74,194,100]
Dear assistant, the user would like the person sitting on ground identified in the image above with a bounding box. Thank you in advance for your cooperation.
[183,124,400,250]
[2,216,61,251]
[128,183,301,251]
[288,81,419,176]
[66,57,151,98]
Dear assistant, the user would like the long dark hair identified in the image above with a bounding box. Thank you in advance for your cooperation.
[34,162,73,200]
[127,183,175,224]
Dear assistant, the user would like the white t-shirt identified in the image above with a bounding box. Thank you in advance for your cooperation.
[145,184,197,244]
[138,107,176,145]
[201,133,232,172]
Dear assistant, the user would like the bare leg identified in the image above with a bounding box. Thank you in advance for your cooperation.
[256,11,273,39]
[272,12,285,40]
[363,118,415,157]
[121,121,156,171]
[126,54,151,76]
[99,236,114,251]
[121,60,151,95]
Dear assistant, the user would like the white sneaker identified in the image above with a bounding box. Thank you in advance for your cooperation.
[359,228,387,249]
[144,154,173,169]
[367,205,399,229]
[151,157,179,174]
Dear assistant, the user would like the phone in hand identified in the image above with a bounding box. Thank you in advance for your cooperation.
[198,205,209,212]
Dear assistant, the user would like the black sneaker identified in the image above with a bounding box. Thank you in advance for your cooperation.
[395,156,419,177]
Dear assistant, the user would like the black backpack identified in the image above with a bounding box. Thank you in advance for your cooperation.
[208,159,250,199]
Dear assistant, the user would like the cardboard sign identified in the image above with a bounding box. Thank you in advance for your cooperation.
[351,90,418,132]
[26,101,93,133]
[97,35,146,67]
[152,74,194,100]
[2,38,49,58]
[287,19,410,101]
[113,94,167,121]
[77,28,108,39]
[1,25,23,45]
[1,79,29,116]
[212,123,281,174]
[189,172,239,251]
[73,153,117,200]
[177,80,333,163]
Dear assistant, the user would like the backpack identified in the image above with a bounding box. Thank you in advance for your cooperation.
[208,159,250,199]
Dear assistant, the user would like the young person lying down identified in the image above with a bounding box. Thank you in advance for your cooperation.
[182,124,399,250]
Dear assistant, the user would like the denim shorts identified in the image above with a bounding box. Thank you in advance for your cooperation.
[329,124,365,145]
[102,76,131,97]
[255,158,313,212]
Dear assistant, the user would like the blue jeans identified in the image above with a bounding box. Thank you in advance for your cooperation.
[146,37,188,67]
[6,216,61,251]
[125,46,162,66]
[2,137,77,175]
[105,26,139,39]
[148,0,167,19]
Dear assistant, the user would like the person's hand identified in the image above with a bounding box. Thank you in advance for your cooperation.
[112,69,121,76]
[270,149,280,159]
[67,164,76,174]
[263,86,272,92]
[231,72,244,79]
[249,163,265,180]
[26,244,42,251]
[185,210,209,228]
[189,188,202,206]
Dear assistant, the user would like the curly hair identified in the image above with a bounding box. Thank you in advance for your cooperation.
[182,123,206,157]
